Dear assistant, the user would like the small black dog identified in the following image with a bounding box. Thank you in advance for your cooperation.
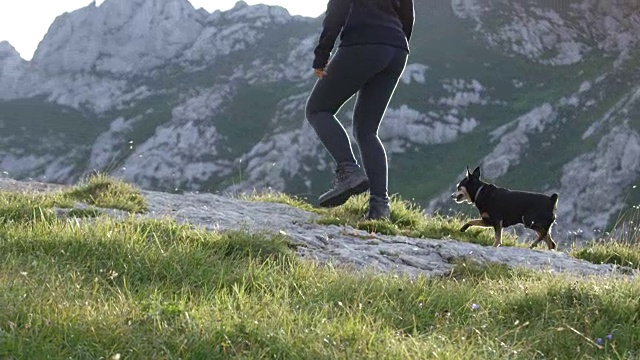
[451,166,558,250]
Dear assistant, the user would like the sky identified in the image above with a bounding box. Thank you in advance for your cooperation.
[0,0,326,60]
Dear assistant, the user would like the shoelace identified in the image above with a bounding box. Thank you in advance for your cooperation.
[332,166,353,186]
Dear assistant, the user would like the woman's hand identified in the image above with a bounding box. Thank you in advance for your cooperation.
[314,68,328,79]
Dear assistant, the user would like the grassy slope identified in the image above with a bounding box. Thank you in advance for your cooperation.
[1,177,640,358]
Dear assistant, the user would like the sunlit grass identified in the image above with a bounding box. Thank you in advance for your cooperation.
[238,188,319,213]
[0,173,146,225]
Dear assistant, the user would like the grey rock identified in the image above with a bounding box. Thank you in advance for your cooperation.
[135,188,635,279]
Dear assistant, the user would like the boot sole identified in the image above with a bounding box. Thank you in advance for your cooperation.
[365,213,390,221]
[319,179,370,208]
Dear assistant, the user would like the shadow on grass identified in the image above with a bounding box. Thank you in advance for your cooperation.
[500,282,640,358]
[0,218,295,295]
[0,314,343,360]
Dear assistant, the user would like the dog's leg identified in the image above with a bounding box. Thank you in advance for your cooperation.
[530,223,557,250]
[492,221,503,247]
[460,219,491,232]
[544,233,557,250]
[530,230,544,249]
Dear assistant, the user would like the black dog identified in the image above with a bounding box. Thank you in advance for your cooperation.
[451,166,558,250]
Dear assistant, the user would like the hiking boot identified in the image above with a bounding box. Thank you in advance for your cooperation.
[365,195,391,220]
[318,162,369,208]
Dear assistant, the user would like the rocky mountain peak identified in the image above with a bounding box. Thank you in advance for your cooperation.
[31,0,203,74]
[231,1,249,10]
[0,41,20,61]
[224,0,293,23]
[97,0,199,24]
[451,0,640,66]
[0,41,28,99]
[28,0,299,75]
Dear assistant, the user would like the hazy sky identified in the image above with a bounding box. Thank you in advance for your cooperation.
[0,0,326,60]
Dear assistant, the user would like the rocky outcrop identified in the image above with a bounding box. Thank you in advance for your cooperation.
[114,85,236,189]
[223,107,327,194]
[0,41,31,99]
[149,189,630,278]
[556,124,640,241]
[451,0,640,67]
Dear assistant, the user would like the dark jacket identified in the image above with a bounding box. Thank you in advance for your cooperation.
[313,0,415,69]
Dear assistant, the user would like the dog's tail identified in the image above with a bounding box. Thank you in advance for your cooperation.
[550,193,559,212]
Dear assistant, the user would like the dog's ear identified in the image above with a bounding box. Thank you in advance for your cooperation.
[466,166,471,177]
[471,166,481,178]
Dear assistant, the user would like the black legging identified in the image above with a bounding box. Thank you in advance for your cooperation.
[305,44,408,199]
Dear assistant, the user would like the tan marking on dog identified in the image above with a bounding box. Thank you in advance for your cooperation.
[530,230,544,249]
[464,219,490,227]
[460,218,492,233]
[480,212,490,220]
[452,186,473,204]
[544,233,557,250]
[493,221,503,247]
[530,230,557,250]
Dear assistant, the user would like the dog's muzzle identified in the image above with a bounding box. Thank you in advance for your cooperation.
[451,191,465,202]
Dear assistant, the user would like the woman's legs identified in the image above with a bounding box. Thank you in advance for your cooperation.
[353,48,408,215]
[305,45,397,207]
[305,45,407,209]
[305,45,393,165]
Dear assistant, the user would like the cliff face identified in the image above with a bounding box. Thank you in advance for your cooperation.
[1,0,639,244]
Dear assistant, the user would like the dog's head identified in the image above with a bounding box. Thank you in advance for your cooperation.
[451,166,481,204]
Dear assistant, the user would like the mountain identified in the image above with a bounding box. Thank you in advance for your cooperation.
[1,0,639,244]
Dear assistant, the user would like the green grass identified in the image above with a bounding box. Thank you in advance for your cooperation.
[571,206,640,269]
[238,188,320,213]
[571,242,640,269]
[0,174,147,225]
[65,207,105,218]
[65,173,147,213]
[2,177,640,358]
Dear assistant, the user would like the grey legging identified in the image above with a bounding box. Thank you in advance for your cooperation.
[305,44,408,199]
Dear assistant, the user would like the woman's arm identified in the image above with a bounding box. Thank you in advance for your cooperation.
[313,0,351,70]
[398,0,414,41]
